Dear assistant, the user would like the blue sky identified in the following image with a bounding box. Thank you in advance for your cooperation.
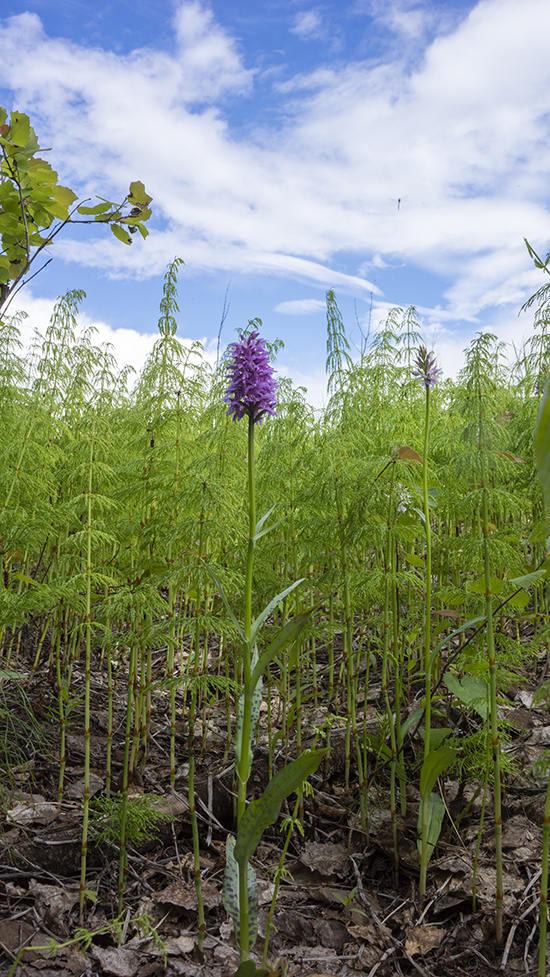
[1,0,549,405]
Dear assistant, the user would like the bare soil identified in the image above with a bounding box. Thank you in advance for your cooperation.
[0,630,549,977]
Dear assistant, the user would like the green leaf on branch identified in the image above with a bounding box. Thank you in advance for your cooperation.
[0,106,153,308]
[429,616,486,671]
[234,749,328,868]
[128,180,153,206]
[27,157,56,181]
[444,672,488,720]
[402,552,425,569]
[466,575,504,595]
[77,202,113,216]
[507,590,530,609]
[509,569,547,590]
[528,517,550,544]
[9,112,30,149]
[0,255,10,283]
[44,184,78,220]
[110,223,132,245]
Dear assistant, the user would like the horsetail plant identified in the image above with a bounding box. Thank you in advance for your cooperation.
[413,346,457,898]
[533,373,550,976]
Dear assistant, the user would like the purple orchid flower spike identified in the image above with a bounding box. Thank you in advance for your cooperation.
[224,330,278,424]
[412,345,442,389]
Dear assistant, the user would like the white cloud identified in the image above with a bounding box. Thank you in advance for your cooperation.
[173,1,254,101]
[290,11,324,40]
[0,0,548,330]
[366,0,435,40]
[278,362,330,410]
[274,299,327,315]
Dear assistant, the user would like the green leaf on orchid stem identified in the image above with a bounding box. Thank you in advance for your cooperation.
[423,727,453,751]
[417,792,446,863]
[11,572,37,586]
[249,578,305,647]
[255,504,276,535]
[222,836,258,949]
[535,377,550,514]
[411,507,426,527]
[419,746,457,802]
[234,749,328,868]
[253,514,290,543]
[234,963,274,977]
[396,511,418,527]
[363,734,392,762]
[250,607,313,690]
[400,706,425,740]
[497,450,524,464]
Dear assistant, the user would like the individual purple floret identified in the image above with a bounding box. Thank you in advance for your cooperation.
[412,345,442,389]
[224,330,278,424]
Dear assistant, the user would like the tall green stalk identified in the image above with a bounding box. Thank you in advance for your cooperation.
[480,410,503,943]
[382,461,399,867]
[538,763,550,977]
[412,346,442,899]
[236,415,256,961]
[79,420,94,924]
[118,640,135,914]
[419,382,433,897]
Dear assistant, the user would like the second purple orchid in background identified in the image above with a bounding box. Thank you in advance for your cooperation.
[412,345,443,389]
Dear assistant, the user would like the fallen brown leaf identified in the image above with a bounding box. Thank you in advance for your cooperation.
[404,923,444,955]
